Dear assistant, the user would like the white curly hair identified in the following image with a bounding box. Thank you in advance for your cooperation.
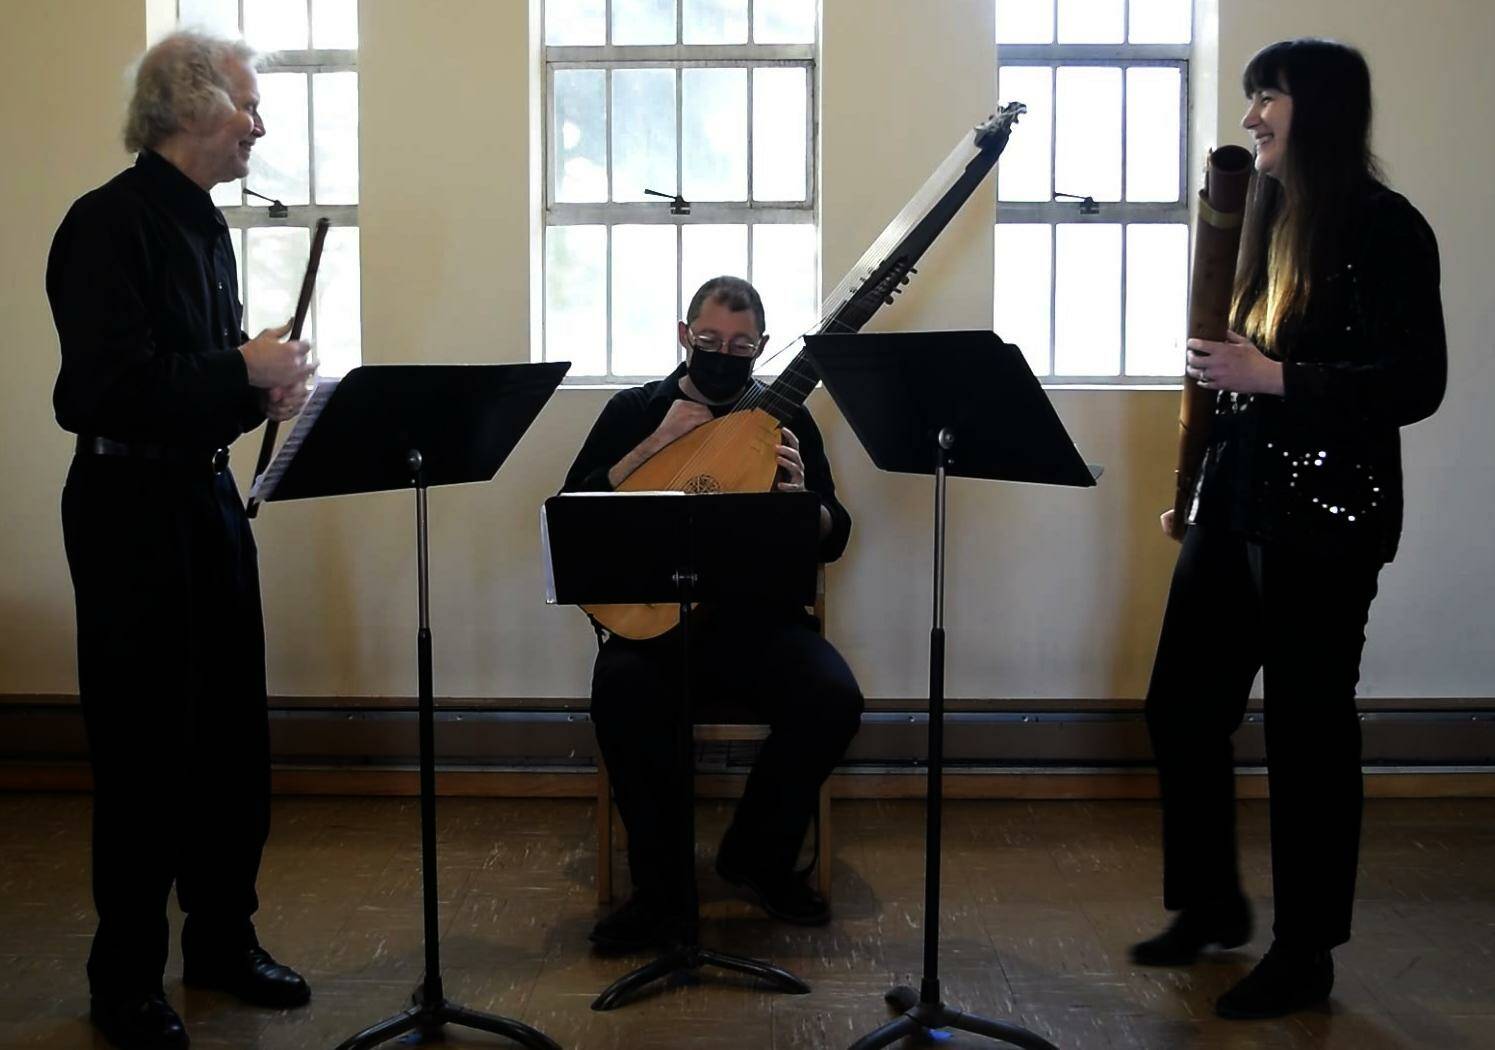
[123,30,259,153]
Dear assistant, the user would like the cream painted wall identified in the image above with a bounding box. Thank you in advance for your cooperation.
[0,0,151,694]
[1,0,1489,701]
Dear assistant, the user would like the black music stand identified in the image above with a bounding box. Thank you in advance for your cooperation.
[257,363,569,1050]
[543,490,822,1010]
[804,330,1100,1050]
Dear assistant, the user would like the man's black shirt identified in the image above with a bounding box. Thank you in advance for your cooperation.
[48,149,264,449]
[562,364,852,562]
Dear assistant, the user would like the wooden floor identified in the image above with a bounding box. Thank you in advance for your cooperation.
[1,794,1493,1049]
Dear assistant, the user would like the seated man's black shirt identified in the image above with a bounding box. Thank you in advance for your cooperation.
[562,363,852,563]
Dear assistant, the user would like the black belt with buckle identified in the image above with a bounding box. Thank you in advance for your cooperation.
[78,435,230,473]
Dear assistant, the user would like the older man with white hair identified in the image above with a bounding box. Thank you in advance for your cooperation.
[47,29,314,1050]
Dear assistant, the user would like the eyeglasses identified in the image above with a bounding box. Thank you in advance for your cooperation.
[687,326,764,357]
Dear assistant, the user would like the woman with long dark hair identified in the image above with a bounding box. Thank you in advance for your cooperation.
[1131,38,1446,1019]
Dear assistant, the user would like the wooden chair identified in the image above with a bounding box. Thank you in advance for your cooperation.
[594,571,834,905]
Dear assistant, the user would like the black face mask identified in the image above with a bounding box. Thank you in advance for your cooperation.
[687,348,754,401]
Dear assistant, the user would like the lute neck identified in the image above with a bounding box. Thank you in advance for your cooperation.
[749,104,1026,425]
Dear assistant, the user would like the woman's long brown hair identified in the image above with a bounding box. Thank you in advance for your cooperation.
[1231,39,1382,355]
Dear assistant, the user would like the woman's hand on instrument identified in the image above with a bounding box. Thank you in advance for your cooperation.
[1186,330,1284,396]
[776,427,807,492]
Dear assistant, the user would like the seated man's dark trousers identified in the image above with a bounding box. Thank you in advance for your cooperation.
[591,604,863,900]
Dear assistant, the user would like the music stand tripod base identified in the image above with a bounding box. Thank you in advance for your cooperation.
[592,942,811,1011]
[336,989,560,1050]
[844,984,1058,1050]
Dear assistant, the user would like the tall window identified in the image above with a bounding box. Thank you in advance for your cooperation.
[177,0,362,377]
[995,0,1191,383]
[542,0,818,381]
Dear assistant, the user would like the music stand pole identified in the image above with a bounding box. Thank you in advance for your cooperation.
[802,328,1097,1049]
[334,451,560,1050]
[590,558,811,1010]
[847,432,1056,1050]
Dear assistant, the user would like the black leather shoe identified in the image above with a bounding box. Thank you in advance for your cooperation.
[589,892,688,955]
[716,852,830,926]
[183,946,310,1008]
[90,992,189,1050]
[1215,942,1333,1019]
[1130,894,1252,966]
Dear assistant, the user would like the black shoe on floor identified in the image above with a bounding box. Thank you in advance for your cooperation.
[1215,942,1334,1019]
[589,892,688,955]
[182,946,310,1009]
[1130,894,1252,966]
[715,852,830,926]
[90,991,189,1050]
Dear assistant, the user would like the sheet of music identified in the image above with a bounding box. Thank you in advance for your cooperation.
[248,376,340,503]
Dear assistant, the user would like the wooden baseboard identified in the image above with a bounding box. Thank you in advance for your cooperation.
[3,763,1492,799]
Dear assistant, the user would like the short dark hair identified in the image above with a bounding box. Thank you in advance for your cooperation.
[685,275,766,334]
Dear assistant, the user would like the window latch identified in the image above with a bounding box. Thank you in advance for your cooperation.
[644,188,691,216]
[1055,191,1100,216]
[245,186,289,219]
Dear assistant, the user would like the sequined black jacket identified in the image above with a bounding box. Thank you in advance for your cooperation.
[1190,183,1446,563]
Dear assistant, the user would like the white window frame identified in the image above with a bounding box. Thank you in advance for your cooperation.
[998,28,1193,385]
[178,0,359,344]
[541,1,818,384]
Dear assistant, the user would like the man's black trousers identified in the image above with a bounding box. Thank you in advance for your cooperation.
[590,606,863,901]
[62,454,270,997]
[1145,525,1381,950]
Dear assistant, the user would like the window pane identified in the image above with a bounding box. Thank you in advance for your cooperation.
[553,70,607,202]
[752,223,816,377]
[211,178,242,208]
[546,226,607,374]
[996,0,1053,44]
[1129,0,1191,43]
[1058,0,1123,43]
[1125,223,1187,375]
[611,69,677,202]
[244,0,308,51]
[682,225,749,325]
[1126,66,1181,202]
[612,225,678,375]
[313,72,359,205]
[178,0,238,37]
[753,66,807,201]
[683,68,747,201]
[545,0,605,44]
[997,65,1052,202]
[1055,65,1121,202]
[312,0,358,48]
[995,223,1053,377]
[314,227,361,377]
[250,72,310,207]
[754,0,815,43]
[246,226,313,344]
[1054,223,1120,375]
[684,0,747,43]
[613,0,676,44]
